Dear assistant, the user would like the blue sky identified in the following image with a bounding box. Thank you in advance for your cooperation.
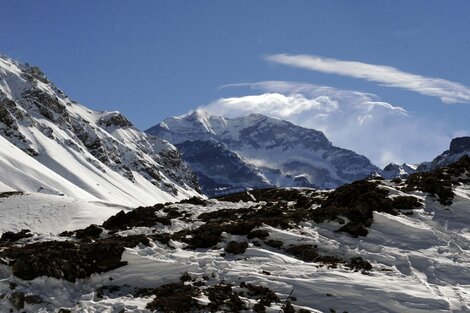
[2,1,470,165]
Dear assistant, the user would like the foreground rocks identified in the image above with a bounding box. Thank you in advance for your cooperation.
[0,177,426,283]
[0,235,149,281]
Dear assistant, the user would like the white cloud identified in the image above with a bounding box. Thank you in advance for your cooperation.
[265,54,470,104]
[202,81,453,167]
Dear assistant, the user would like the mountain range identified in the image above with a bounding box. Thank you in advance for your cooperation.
[147,110,380,196]
[0,54,470,312]
[2,54,470,202]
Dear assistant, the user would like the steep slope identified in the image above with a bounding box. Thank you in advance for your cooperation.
[175,140,271,195]
[147,110,379,195]
[0,55,199,206]
[417,136,470,171]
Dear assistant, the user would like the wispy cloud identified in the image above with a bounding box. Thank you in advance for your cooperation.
[203,81,453,166]
[265,54,470,104]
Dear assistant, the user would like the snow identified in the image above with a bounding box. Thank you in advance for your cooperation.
[0,190,469,312]
[0,55,200,208]
[149,110,379,191]
[0,135,95,199]
[0,55,469,313]
[0,193,125,234]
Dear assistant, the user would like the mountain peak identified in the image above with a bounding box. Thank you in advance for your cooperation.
[147,111,378,195]
[449,136,470,154]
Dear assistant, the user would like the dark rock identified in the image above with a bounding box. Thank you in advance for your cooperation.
[247,229,270,239]
[240,282,280,306]
[253,302,266,312]
[348,257,372,272]
[60,224,103,240]
[0,235,149,281]
[225,241,248,254]
[178,196,208,206]
[312,181,392,228]
[311,180,421,236]
[265,240,283,249]
[337,222,369,237]
[449,137,470,154]
[24,294,43,305]
[180,272,193,282]
[0,191,24,198]
[98,113,133,128]
[0,229,32,244]
[286,245,319,262]
[102,205,169,231]
[391,196,422,211]
[141,283,202,313]
[9,292,25,310]
[75,224,103,239]
[206,284,246,312]
[282,300,296,313]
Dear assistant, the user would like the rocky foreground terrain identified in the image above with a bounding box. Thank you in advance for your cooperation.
[0,157,469,312]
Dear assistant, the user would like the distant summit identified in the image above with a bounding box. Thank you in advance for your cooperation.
[147,110,380,196]
[381,163,417,179]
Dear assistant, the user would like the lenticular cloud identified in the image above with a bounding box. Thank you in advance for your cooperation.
[266,54,470,104]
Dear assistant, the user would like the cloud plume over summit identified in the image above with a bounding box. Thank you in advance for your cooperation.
[203,81,453,166]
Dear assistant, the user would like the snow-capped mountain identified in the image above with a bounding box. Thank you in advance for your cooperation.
[381,162,417,179]
[0,55,200,206]
[147,110,380,195]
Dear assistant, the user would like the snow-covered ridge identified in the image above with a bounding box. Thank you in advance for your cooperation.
[147,110,380,195]
[0,55,200,206]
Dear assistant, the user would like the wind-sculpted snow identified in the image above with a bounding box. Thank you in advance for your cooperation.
[147,110,380,196]
[0,164,469,312]
[0,55,200,206]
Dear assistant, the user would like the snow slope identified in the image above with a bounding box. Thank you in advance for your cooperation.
[0,192,126,234]
[0,55,200,206]
[1,166,469,312]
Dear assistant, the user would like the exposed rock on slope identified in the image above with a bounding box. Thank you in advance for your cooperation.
[418,136,470,171]
[0,55,200,206]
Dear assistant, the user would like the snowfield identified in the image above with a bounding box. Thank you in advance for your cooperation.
[0,192,127,234]
[0,176,469,312]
